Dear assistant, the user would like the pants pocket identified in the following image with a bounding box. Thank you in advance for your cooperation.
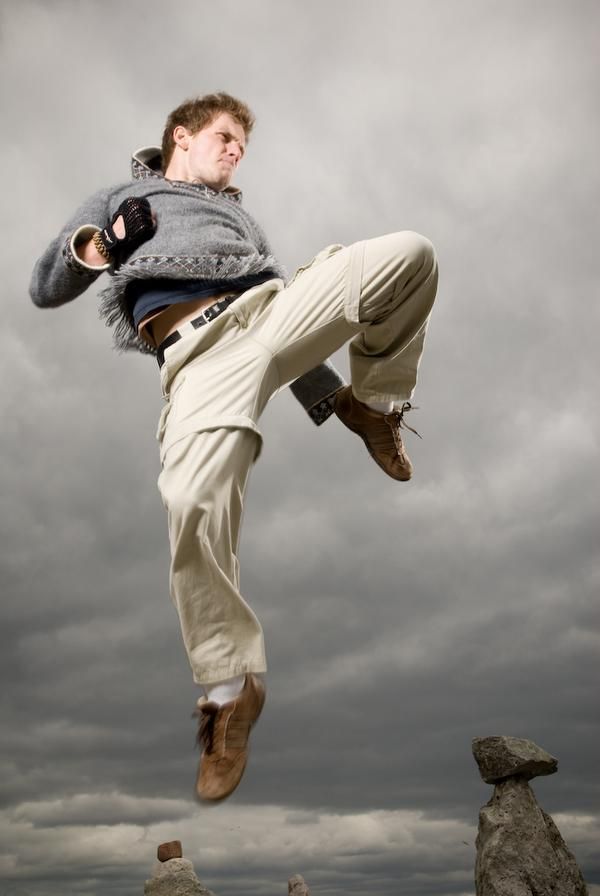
[288,243,345,286]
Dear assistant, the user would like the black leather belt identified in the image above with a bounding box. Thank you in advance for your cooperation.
[156,293,240,368]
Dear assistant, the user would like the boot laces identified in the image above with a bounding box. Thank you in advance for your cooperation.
[384,402,421,455]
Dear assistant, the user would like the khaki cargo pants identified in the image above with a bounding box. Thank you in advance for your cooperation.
[156,231,438,685]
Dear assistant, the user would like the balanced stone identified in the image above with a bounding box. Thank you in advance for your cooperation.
[472,735,558,783]
[158,840,183,862]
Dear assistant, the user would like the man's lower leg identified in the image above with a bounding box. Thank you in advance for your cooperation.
[194,673,266,802]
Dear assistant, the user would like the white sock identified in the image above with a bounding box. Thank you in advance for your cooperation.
[203,674,246,706]
[364,399,394,414]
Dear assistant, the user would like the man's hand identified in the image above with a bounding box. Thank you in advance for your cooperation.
[94,196,156,265]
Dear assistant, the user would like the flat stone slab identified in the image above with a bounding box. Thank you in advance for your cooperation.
[472,736,558,783]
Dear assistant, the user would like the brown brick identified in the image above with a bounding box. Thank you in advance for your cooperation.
[157,840,183,862]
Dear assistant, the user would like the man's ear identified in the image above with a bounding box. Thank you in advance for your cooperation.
[172,125,190,150]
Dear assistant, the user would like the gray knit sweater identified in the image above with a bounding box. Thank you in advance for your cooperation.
[29,147,345,423]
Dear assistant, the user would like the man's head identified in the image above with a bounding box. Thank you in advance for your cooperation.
[161,92,255,190]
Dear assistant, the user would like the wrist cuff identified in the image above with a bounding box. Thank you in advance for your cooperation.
[65,225,111,274]
[307,391,339,426]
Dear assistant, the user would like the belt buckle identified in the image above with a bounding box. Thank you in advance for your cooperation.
[160,292,237,364]
[204,303,219,322]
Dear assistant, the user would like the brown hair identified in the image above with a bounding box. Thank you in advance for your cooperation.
[161,92,255,169]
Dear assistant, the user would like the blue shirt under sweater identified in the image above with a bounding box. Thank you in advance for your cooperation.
[129,272,277,330]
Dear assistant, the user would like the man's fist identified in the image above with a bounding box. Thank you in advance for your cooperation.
[94,196,155,265]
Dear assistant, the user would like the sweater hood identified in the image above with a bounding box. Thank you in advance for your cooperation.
[131,146,243,201]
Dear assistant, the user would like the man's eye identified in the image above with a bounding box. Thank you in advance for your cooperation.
[217,132,244,154]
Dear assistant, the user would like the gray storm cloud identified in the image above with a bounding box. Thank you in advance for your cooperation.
[1,0,598,894]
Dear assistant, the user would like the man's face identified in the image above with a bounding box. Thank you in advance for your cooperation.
[184,112,246,191]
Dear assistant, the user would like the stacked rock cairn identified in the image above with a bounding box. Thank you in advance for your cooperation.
[143,840,216,896]
[473,735,588,896]
[144,737,589,895]
[143,840,311,896]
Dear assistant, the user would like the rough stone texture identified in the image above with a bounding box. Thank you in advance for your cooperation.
[144,856,216,896]
[472,735,558,784]
[157,840,183,862]
[475,777,588,895]
[288,874,311,895]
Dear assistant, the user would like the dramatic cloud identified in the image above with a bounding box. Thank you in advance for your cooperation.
[1,0,598,894]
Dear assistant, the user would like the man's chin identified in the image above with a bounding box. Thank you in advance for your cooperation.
[209,169,234,191]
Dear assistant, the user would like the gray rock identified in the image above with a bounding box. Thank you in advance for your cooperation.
[144,856,216,896]
[472,735,558,783]
[288,874,311,895]
[475,777,588,895]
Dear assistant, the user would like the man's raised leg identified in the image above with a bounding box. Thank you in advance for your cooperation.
[252,230,439,477]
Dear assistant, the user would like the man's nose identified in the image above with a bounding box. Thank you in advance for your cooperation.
[227,143,242,164]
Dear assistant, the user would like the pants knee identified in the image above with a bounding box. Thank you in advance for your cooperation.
[391,230,437,276]
[159,476,215,536]
[357,231,437,324]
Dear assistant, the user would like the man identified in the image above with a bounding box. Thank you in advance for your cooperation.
[30,92,438,803]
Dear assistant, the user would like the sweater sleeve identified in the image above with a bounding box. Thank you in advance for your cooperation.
[29,186,114,308]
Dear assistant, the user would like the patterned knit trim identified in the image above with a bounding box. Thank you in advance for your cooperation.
[165,179,243,204]
[62,236,103,281]
[130,153,243,203]
[131,156,158,181]
[308,394,338,426]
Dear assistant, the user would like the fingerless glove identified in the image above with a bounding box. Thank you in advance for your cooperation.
[94,196,155,265]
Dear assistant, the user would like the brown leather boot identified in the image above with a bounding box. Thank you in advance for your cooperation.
[193,673,266,802]
[334,386,420,481]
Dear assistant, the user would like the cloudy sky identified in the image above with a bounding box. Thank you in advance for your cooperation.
[1,0,598,894]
